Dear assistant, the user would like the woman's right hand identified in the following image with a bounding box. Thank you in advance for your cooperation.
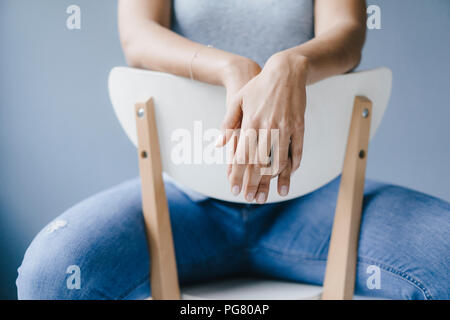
[219,57,262,146]
[220,57,262,123]
[219,57,262,184]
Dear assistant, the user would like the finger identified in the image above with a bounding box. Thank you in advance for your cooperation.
[277,160,291,196]
[257,127,271,169]
[229,118,257,192]
[217,96,242,147]
[229,162,246,196]
[256,174,271,204]
[226,132,239,178]
[243,123,258,167]
[289,128,304,173]
[271,129,291,176]
[229,128,247,195]
[243,165,262,202]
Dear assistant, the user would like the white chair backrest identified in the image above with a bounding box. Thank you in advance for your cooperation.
[108,67,392,203]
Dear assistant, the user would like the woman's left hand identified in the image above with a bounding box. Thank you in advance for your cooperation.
[217,52,308,203]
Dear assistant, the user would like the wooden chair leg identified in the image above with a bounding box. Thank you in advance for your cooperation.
[322,96,372,300]
[135,98,181,300]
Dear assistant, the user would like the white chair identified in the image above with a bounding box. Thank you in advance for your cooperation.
[108,67,392,300]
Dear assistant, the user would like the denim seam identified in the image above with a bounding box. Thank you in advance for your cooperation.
[118,249,244,300]
[252,242,327,260]
[119,274,150,300]
[91,287,115,300]
[249,246,433,300]
[358,256,433,300]
[118,198,246,299]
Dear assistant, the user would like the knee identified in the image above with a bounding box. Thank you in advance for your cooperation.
[16,218,101,300]
[17,224,67,299]
[416,208,450,299]
[362,185,450,299]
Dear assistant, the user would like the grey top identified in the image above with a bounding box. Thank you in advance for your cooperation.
[171,0,314,66]
[169,0,314,201]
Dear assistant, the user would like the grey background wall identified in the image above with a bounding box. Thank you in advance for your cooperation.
[0,0,449,299]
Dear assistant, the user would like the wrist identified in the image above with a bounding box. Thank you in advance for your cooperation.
[220,56,261,88]
[265,51,309,84]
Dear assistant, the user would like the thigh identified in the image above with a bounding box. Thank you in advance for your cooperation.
[249,177,450,299]
[17,178,244,300]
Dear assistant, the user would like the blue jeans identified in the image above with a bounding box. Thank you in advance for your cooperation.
[16,177,450,299]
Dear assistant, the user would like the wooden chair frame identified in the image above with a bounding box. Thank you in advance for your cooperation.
[135,96,372,300]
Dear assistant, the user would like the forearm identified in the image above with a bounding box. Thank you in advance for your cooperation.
[280,24,365,85]
[268,0,366,85]
[118,0,258,87]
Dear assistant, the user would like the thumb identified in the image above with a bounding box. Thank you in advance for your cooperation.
[216,95,242,147]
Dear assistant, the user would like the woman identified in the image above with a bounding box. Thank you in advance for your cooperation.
[17,0,449,299]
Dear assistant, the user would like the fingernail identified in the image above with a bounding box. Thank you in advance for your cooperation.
[280,186,289,196]
[215,134,223,147]
[246,192,255,202]
[232,185,240,196]
[257,192,266,204]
